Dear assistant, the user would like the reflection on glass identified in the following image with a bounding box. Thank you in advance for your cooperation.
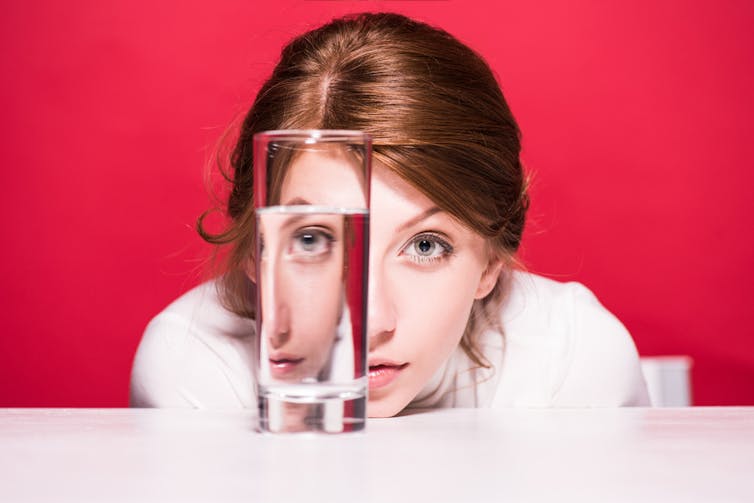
[258,212,347,384]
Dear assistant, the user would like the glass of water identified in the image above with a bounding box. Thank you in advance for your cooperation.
[252,130,371,433]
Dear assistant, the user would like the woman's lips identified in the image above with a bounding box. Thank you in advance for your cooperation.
[269,354,304,377]
[368,362,408,389]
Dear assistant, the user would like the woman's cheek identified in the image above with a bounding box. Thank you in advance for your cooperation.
[290,263,341,347]
[399,267,478,363]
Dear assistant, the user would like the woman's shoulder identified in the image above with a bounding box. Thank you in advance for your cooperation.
[504,270,599,317]
[503,270,630,340]
[152,281,252,335]
[493,271,650,407]
[129,280,255,408]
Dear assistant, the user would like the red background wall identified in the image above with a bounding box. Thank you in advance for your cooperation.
[1,0,752,407]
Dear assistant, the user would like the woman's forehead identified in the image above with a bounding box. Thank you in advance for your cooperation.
[370,164,459,229]
[280,155,470,235]
[371,162,432,209]
[280,148,368,208]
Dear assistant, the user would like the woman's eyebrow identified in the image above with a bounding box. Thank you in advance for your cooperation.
[276,197,311,231]
[276,197,342,232]
[397,206,443,233]
[283,197,310,206]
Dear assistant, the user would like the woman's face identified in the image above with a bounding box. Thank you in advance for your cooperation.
[253,151,501,416]
[367,164,501,417]
[256,209,344,382]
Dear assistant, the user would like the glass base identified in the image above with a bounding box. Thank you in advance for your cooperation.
[257,393,366,433]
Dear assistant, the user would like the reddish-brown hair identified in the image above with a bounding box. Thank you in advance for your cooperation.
[199,12,528,367]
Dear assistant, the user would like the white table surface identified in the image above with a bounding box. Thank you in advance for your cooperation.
[1,407,753,502]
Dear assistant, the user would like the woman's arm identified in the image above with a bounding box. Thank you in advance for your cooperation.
[130,311,253,408]
[550,283,650,407]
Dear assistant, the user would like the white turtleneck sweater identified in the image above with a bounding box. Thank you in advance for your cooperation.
[129,272,650,409]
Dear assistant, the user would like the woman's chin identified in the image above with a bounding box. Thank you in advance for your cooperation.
[367,395,410,418]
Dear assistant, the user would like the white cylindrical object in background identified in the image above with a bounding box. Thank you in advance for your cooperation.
[640,356,693,407]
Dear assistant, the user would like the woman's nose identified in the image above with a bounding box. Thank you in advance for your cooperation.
[261,258,291,350]
[367,261,396,349]
[266,302,291,349]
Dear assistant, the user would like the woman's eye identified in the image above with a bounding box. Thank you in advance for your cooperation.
[402,233,454,264]
[289,227,335,260]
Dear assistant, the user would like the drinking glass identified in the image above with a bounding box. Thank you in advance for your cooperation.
[252,130,371,433]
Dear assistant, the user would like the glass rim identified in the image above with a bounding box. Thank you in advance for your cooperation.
[254,129,371,143]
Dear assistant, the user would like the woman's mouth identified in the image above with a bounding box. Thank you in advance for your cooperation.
[269,355,304,377]
[368,362,408,389]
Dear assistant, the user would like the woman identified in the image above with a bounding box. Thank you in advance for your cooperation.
[130,12,650,415]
